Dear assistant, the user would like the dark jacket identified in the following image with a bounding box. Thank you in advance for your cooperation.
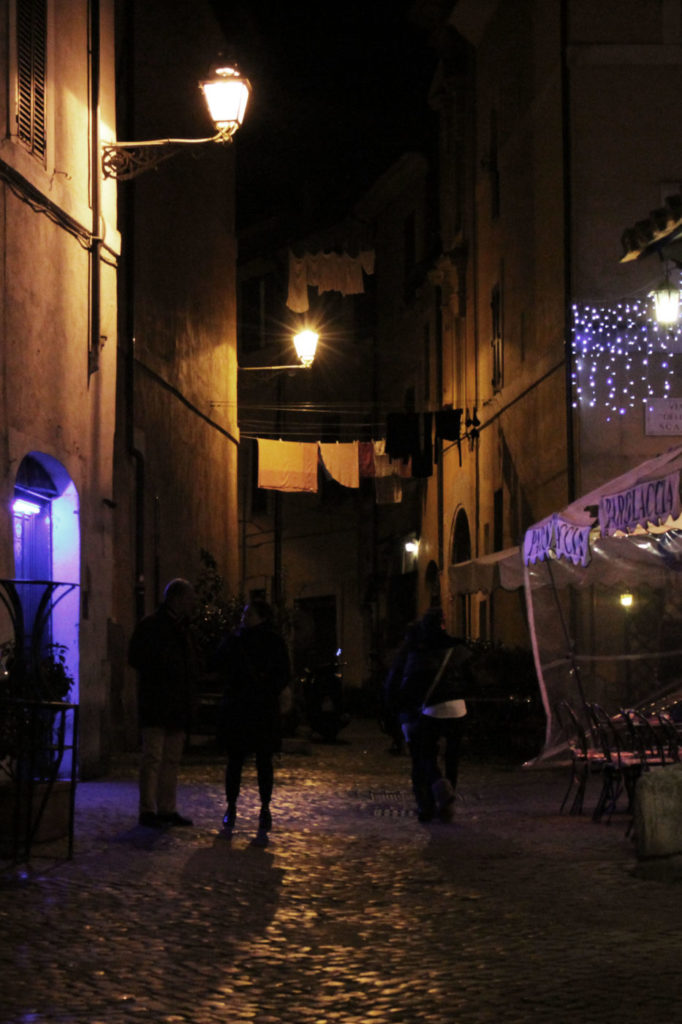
[214,622,290,752]
[397,618,472,723]
[128,605,196,731]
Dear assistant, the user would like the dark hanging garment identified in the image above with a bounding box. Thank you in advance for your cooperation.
[435,409,462,442]
[359,441,375,478]
[411,412,433,478]
[386,412,419,461]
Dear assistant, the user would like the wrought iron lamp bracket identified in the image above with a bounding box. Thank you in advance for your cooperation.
[101,125,236,181]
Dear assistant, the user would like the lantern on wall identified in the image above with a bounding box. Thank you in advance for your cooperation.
[652,273,680,325]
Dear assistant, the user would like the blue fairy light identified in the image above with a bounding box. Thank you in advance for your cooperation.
[572,296,682,419]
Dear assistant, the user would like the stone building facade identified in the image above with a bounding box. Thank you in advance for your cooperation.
[414,0,682,642]
[0,0,119,775]
[0,0,241,773]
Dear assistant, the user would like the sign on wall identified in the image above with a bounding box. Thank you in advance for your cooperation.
[645,398,682,436]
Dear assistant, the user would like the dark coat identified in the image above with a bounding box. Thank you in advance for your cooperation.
[214,622,290,753]
[128,605,196,731]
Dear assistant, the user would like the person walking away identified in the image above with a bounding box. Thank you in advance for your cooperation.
[214,600,290,845]
[397,608,472,822]
[128,578,198,828]
[383,631,415,756]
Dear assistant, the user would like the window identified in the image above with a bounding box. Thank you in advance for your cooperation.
[16,0,47,160]
[239,271,284,355]
[489,108,500,220]
[493,487,503,552]
[240,276,267,354]
[491,282,503,393]
[423,323,431,402]
[403,211,416,300]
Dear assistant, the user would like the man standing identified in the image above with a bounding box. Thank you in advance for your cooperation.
[128,578,197,828]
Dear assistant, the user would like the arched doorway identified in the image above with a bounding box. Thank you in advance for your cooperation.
[12,453,80,704]
[451,507,471,564]
[450,507,471,636]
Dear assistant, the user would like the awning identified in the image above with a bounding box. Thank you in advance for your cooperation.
[523,445,682,567]
[448,546,524,595]
[620,193,682,263]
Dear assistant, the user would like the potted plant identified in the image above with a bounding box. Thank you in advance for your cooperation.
[0,639,77,858]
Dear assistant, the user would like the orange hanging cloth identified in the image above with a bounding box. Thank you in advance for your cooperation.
[257,438,319,493]
[318,442,360,489]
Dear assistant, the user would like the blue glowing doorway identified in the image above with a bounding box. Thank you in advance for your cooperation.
[13,453,80,707]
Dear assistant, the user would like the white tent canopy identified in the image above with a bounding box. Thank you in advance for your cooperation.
[525,445,682,759]
[450,445,682,760]
[448,546,524,595]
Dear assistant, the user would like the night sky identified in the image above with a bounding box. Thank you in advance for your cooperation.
[210,0,439,237]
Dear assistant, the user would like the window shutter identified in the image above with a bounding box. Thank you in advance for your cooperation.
[17,0,47,159]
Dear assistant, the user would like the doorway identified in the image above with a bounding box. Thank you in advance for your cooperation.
[12,453,80,705]
[293,595,338,672]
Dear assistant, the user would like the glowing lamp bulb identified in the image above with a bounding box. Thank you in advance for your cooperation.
[653,278,680,325]
[200,65,251,135]
[293,329,319,367]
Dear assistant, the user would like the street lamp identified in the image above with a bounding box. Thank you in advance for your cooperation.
[292,329,319,368]
[239,328,319,371]
[102,63,251,180]
[652,272,680,325]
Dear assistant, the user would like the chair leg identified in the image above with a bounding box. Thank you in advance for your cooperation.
[560,759,588,815]
[593,767,620,823]
[571,769,587,815]
[560,767,577,814]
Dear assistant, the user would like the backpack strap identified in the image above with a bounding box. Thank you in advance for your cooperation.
[420,647,454,712]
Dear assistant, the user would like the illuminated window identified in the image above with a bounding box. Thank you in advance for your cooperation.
[16,0,47,160]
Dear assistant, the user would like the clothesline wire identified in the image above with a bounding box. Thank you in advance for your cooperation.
[240,432,382,441]
[240,430,477,444]
[239,421,387,432]
[238,404,397,412]
[217,400,475,413]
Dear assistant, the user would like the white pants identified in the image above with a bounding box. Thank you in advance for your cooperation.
[139,727,185,815]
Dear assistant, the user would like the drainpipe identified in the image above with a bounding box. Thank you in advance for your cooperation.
[561,0,576,502]
[88,0,102,377]
[470,49,481,559]
[435,284,444,570]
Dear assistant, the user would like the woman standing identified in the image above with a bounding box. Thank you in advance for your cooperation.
[214,600,290,845]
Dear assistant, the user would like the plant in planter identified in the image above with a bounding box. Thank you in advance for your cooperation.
[0,639,77,857]
[36,642,75,703]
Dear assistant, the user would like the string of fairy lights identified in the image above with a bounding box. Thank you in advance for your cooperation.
[572,296,682,421]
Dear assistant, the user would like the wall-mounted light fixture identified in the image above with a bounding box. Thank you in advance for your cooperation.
[652,271,680,325]
[402,535,420,574]
[12,498,41,517]
[620,591,634,609]
[102,63,251,180]
[239,328,319,371]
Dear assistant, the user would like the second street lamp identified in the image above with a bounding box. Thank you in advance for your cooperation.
[239,329,320,371]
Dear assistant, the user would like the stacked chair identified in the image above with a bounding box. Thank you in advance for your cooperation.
[555,699,681,823]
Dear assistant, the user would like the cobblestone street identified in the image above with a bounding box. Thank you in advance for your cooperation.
[2,718,681,1024]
